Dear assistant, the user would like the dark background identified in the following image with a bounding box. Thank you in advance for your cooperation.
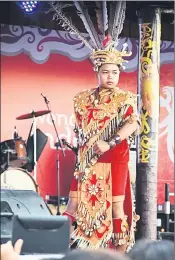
[0,1,174,41]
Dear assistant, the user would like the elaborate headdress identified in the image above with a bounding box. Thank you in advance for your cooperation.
[47,1,131,71]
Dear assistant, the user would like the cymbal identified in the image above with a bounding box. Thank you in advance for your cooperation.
[16,110,50,120]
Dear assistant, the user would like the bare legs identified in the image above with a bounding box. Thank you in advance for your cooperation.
[112,201,124,219]
[64,197,78,234]
[66,197,78,215]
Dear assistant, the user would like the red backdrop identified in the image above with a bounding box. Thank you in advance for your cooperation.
[1,53,174,204]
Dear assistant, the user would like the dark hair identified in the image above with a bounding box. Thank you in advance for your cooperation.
[128,239,174,260]
[61,248,129,260]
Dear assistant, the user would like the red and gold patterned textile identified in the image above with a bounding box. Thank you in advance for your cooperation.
[69,87,139,249]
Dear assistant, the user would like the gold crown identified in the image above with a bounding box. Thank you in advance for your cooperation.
[89,41,132,72]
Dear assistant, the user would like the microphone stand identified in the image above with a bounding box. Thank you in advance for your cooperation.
[42,95,65,215]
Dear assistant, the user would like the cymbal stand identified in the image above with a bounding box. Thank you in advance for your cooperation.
[29,111,37,181]
[2,145,12,183]
[42,96,65,215]
[4,142,12,169]
[3,150,10,183]
[33,115,37,181]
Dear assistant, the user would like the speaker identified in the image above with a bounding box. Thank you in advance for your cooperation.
[12,215,70,254]
[0,189,51,244]
[158,231,174,241]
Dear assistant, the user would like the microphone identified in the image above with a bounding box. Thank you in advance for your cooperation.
[61,139,78,155]
[41,93,49,104]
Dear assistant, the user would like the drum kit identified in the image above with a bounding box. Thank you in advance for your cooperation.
[0,110,50,192]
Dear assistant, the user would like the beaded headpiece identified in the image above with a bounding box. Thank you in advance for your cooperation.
[47,1,131,70]
[89,37,132,71]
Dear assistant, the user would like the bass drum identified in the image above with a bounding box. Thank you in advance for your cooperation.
[1,168,37,192]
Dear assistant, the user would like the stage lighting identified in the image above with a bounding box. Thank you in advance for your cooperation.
[16,1,41,14]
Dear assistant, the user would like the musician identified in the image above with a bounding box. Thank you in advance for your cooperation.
[63,39,140,252]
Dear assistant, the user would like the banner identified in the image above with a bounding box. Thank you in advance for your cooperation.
[1,24,174,204]
[138,12,161,165]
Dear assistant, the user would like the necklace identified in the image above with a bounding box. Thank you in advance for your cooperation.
[91,87,119,107]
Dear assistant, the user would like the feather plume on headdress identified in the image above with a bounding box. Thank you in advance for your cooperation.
[48,2,94,50]
[90,1,131,71]
[95,1,108,40]
[108,1,126,46]
[74,1,101,49]
[47,1,131,70]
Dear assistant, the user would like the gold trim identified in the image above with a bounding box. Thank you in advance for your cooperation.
[112,195,125,202]
[113,216,130,247]
[89,48,132,71]
[73,163,113,247]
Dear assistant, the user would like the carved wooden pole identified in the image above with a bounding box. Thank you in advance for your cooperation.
[136,8,161,239]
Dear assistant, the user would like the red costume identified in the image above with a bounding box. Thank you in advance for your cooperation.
[47,1,139,251]
[64,87,140,249]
